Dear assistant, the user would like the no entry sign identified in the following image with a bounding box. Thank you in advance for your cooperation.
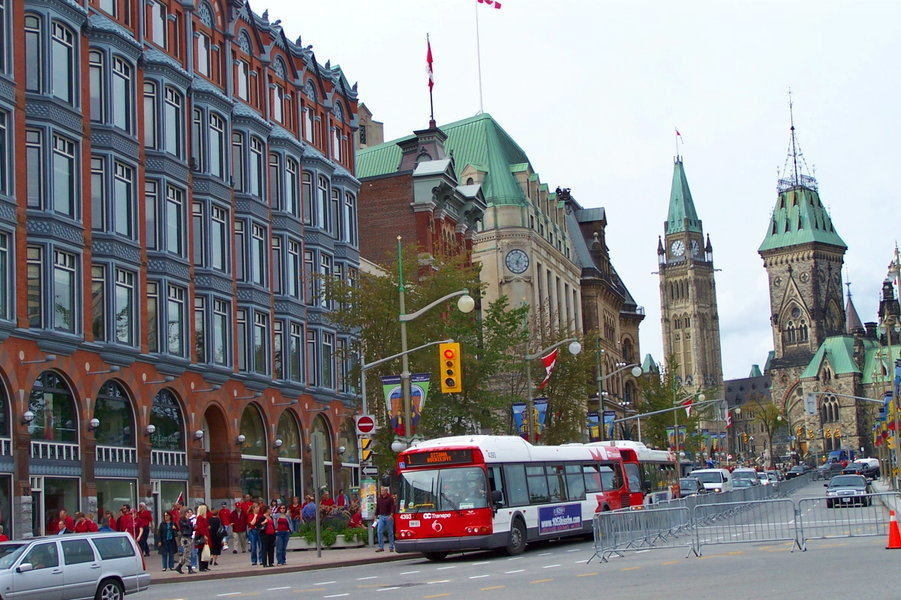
[355,414,375,435]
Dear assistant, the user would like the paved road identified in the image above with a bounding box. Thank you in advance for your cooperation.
[142,480,897,600]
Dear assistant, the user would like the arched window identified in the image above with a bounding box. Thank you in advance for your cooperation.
[622,338,634,363]
[820,394,839,424]
[273,57,286,80]
[239,405,267,499]
[0,383,9,439]
[310,416,332,494]
[196,2,213,27]
[94,380,135,447]
[239,404,266,456]
[150,389,184,451]
[29,371,78,443]
[334,101,344,123]
[276,411,303,501]
[238,31,251,54]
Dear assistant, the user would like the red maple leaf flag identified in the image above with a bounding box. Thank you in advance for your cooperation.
[477,0,503,9]
[537,348,560,390]
[725,409,733,429]
[681,397,693,418]
[426,37,434,90]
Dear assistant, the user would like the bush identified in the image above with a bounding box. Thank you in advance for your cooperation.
[321,528,337,547]
[343,527,367,544]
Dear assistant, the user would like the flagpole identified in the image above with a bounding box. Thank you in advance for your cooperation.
[427,33,435,127]
[475,1,484,113]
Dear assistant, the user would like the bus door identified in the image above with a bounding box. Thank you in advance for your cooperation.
[487,466,511,534]
[623,460,643,507]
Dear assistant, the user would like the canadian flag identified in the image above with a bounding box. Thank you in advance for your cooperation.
[477,0,502,8]
[537,348,560,390]
[426,37,434,91]
[175,491,185,506]
[681,397,693,418]
[725,409,733,429]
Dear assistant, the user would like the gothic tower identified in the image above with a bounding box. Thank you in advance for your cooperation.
[657,157,724,401]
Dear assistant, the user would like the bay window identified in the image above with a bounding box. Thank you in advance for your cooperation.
[146,281,158,352]
[26,247,42,328]
[253,312,268,374]
[231,132,245,191]
[248,137,263,197]
[51,23,75,104]
[163,87,183,157]
[166,285,185,356]
[25,15,41,92]
[210,205,228,272]
[286,158,299,217]
[236,308,247,371]
[317,176,328,230]
[209,114,225,178]
[287,240,301,299]
[143,83,157,148]
[26,129,42,208]
[268,153,281,209]
[89,51,104,121]
[212,299,228,366]
[52,134,77,218]
[53,249,77,333]
[111,57,132,131]
[250,223,266,285]
[114,269,135,345]
[113,161,134,238]
[145,181,158,249]
[194,296,206,362]
[306,329,318,386]
[191,202,204,266]
[288,323,303,382]
[90,158,105,231]
[302,171,312,225]
[91,265,105,340]
[165,185,185,256]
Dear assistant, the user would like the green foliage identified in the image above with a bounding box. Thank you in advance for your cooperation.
[342,527,367,544]
[321,528,338,547]
[536,331,596,445]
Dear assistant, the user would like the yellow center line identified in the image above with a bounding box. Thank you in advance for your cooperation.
[576,572,599,577]
[620,566,641,571]
[424,594,451,599]
[661,560,681,565]
[530,578,554,584]
[481,586,506,591]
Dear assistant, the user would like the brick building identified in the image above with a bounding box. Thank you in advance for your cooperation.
[0,0,363,537]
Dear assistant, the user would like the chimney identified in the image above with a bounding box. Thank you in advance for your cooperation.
[397,125,448,172]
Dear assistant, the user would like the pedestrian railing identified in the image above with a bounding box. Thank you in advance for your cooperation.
[590,474,900,562]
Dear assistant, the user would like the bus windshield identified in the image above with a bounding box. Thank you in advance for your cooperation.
[398,466,489,513]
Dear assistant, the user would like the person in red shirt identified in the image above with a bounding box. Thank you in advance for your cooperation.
[73,512,97,533]
[320,491,335,507]
[230,503,248,554]
[274,505,292,565]
[258,506,276,567]
[335,489,349,507]
[135,502,153,556]
[52,509,75,535]
[288,497,302,532]
[194,504,211,572]
[116,505,137,539]
[0,525,8,541]
[347,501,363,529]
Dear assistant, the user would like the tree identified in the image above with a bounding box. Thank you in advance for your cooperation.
[750,395,784,468]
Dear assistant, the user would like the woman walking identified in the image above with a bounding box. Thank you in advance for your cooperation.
[208,510,224,566]
[194,504,211,572]
[174,508,195,574]
[247,504,262,566]
[258,506,276,567]
[156,512,178,571]
[274,504,293,566]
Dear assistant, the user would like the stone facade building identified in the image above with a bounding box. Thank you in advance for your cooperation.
[0,0,363,538]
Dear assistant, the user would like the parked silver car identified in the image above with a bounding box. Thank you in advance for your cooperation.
[0,532,150,600]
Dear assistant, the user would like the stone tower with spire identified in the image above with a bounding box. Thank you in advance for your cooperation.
[657,157,724,404]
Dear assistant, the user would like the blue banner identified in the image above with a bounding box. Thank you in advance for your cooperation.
[512,398,549,441]
[603,410,616,438]
[538,503,582,535]
[587,411,601,442]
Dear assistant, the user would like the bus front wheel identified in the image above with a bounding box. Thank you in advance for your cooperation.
[424,552,448,562]
[504,519,527,555]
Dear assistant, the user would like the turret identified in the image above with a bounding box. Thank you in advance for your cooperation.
[705,234,713,263]
[657,236,665,266]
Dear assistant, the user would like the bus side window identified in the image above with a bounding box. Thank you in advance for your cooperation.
[565,465,585,500]
[546,465,566,503]
[526,465,550,504]
[488,466,506,507]
[624,463,642,492]
[503,464,529,507]
[583,464,602,493]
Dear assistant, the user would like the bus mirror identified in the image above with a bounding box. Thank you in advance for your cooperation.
[491,489,503,506]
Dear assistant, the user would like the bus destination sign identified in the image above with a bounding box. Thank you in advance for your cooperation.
[406,449,472,467]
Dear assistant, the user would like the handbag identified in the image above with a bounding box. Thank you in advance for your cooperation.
[201,543,211,562]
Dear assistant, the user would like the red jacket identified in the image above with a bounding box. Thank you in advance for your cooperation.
[194,515,210,542]
[288,504,302,519]
[74,519,98,533]
[261,516,275,535]
[218,508,232,526]
[116,513,136,537]
[135,509,152,529]
[230,509,247,533]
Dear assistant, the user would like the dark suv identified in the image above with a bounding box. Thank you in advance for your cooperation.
[842,460,879,479]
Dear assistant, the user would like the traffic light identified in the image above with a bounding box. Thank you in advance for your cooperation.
[796,426,804,437]
[439,342,462,393]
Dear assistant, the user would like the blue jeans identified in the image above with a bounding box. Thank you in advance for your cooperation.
[292,517,302,532]
[248,528,261,564]
[376,515,394,550]
[275,531,290,564]
[161,550,175,570]
[190,545,198,568]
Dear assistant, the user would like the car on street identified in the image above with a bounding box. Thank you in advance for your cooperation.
[757,471,771,485]
[732,468,761,486]
[733,478,753,489]
[0,532,149,600]
[765,471,780,485]
[678,477,708,497]
[842,459,880,480]
[688,468,733,493]
[818,461,845,480]
[825,474,872,508]
[785,465,806,479]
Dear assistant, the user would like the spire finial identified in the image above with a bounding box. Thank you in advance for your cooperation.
[788,89,799,186]
[845,267,852,299]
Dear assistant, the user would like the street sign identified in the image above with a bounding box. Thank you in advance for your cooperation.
[355,414,375,435]
[360,437,373,462]
[361,465,379,477]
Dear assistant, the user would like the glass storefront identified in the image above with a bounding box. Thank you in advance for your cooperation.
[150,389,185,451]
[96,479,137,521]
[94,381,136,447]
[311,416,333,494]
[240,459,267,500]
[0,475,10,538]
[41,477,80,534]
[153,480,187,524]
[276,412,303,501]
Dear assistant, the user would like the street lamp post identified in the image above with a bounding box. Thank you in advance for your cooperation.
[672,393,704,472]
[593,344,642,442]
[395,237,475,448]
[523,338,582,442]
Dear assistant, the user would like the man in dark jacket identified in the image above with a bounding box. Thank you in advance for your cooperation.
[375,488,395,552]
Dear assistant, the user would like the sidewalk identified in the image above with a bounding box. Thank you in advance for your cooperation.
[150,544,417,584]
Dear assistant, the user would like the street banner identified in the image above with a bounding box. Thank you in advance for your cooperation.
[512,398,549,441]
[382,373,431,436]
[603,410,616,438]
[587,411,600,442]
[894,360,901,399]
[359,478,377,520]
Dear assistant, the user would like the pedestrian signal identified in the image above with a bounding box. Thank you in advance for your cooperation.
[439,342,462,393]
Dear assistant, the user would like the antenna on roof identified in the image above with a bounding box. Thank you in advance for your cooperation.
[778,89,817,193]
[789,89,799,186]
[845,268,852,299]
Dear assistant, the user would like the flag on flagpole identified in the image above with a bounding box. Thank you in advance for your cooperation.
[426,36,434,90]
[477,0,502,8]
[175,491,185,506]
[675,128,682,138]
[681,397,693,418]
[537,348,560,390]
[726,409,733,429]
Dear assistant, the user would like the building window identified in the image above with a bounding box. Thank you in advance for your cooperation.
[148,1,166,48]
[25,15,42,92]
[344,193,357,245]
[337,338,348,393]
[212,298,228,366]
[285,158,299,217]
[302,172,312,225]
[114,268,134,345]
[253,312,268,374]
[231,132,244,191]
[163,87,183,157]
[89,51,104,122]
[248,137,263,197]
[271,84,283,122]
[273,321,284,379]
[330,189,341,237]
[146,281,158,352]
[26,247,42,328]
[145,181,158,249]
[250,223,266,285]
[143,82,157,148]
[318,254,332,308]
[236,60,249,100]
[165,185,184,256]
[0,112,7,195]
[113,162,134,238]
[303,250,314,305]
[191,108,204,172]
[194,296,206,363]
[306,329,318,386]
[90,157,105,231]
[26,129,43,208]
[287,240,301,299]
[52,134,77,218]
[0,232,9,320]
[236,308,247,371]
[166,285,185,356]
[209,113,225,178]
[234,221,245,280]
[268,153,281,210]
[111,57,132,131]
[271,237,282,295]
[210,205,228,272]
[53,250,77,333]
[191,202,204,266]
[196,32,210,76]
[332,127,341,162]
[317,176,328,230]
[91,265,105,340]
[288,323,303,382]
[322,332,334,389]
[303,106,313,143]
[51,23,75,104]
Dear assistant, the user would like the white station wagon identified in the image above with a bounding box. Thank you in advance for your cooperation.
[0,532,150,600]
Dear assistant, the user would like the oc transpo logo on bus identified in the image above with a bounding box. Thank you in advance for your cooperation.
[538,503,582,535]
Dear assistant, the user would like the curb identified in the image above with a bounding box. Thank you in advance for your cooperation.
[152,552,421,585]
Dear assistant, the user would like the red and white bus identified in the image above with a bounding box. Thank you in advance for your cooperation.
[591,440,681,504]
[393,435,636,560]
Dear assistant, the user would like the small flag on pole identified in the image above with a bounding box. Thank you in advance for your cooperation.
[537,348,560,390]
[726,409,733,429]
[477,0,502,8]
[426,36,434,90]
[175,491,185,506]
[681,397,693,418]
[675,128,682,138]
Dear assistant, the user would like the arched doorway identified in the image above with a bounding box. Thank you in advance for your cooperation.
[29,371,80,535]
[310,416,333,495]
[93,380,137,522]
[337,420,359,495]
[150,389,188,521]
[202,403,231,504]
[0,376,11,537]
[238,405,267,500]
[275,411,303,502]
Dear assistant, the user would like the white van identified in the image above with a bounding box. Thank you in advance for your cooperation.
[0,531,149,600]
[688,468,733,493]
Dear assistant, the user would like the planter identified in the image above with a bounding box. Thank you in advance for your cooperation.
[287,537,312,551]
[333,534,364,548]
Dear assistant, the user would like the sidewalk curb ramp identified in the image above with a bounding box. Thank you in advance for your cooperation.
[153,552,421,585]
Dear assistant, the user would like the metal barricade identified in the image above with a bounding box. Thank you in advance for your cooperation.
[797,492,900,550]
[694,498,800,554]
[591,505,695,562]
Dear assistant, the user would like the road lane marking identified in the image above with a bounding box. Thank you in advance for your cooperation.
[217,594,242,598]
[436,566,456,570]
[471,561,490,565]
[400,571,421,575]
[566,548,581,552]
[661,560,681,565]
[635,550,649,554]
[267,588,290,591]
[424,594,451,599]
[573,559,588,564]
[427,580,451,584]
[377,587,400,592]
[469,574,490,579]
[481,586,506,591]
[505,569,525,574]
[576,572,598,578]
[294,589,326,593]
[314,581,337,585]
[357,576,378,580]
[506,556,523,561]
[542,564,560,568]
[324,595,350,599]
[621,566,641,571]
[530,578,554,584]
[538,552,552,556]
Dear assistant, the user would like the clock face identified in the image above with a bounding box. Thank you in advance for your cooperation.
[670,240,685,257]
[505,249,529,274]
[690,240,701,257]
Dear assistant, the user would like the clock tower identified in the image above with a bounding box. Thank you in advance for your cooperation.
[657,157,724,399]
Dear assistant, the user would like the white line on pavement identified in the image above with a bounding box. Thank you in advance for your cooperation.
[324,595,350,598]
[471,561,490,565]
[357,576,378,580]
[376,587,400,592]
[635,550,649,554]
[217,594,241,598]
[400,571,421,575]
[505,569,525,574]
[267,587,291,591]
[566,548,581,552]
[436,566,456,570]
[507,556,523,561]
[314,581,337,585]
[538,552,552,556]
[543,564,561,569]
[427,579,451,584]
[573,559,588,564]
[469,575,491,579]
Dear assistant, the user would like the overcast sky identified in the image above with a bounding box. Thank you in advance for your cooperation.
[265,0,901,379]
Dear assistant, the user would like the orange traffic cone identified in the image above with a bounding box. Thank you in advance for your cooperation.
[887,510,901,550]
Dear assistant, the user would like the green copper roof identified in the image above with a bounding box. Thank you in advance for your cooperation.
[861,343,901,386]
[802,335,901,385]
[642,353,659,374]
[759,186,846,252]
[356,113,532,206]
[749,364,763,378]
[801,336,859,378]
[665,159,702,234]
